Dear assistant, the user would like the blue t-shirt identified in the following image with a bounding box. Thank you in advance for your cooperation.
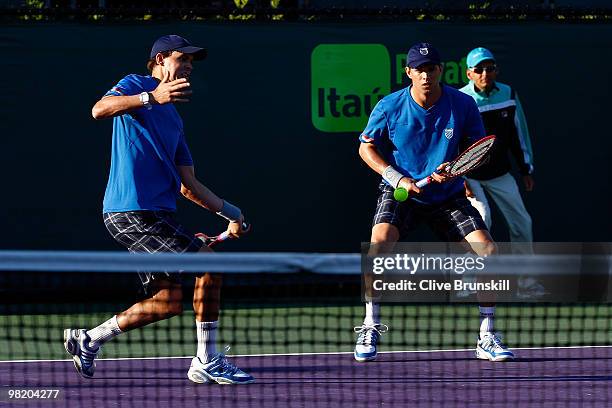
[102,74,194,213]
[359,84,485,204]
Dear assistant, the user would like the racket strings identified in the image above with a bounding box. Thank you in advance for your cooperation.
[448,140,494,175]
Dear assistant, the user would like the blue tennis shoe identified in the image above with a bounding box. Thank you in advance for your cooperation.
[187,346,254,385]
[353,324,388,362]
[63,329,100,378]
[476,332,515,362]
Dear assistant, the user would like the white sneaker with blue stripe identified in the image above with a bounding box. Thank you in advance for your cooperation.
[353,324,388,362]
[517,276,549,300]
[476,332,515,362]
[63,329,100,378]
[187,346,254,385]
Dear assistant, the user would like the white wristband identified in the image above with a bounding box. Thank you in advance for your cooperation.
[216,200,242,222]
[382,166,405,188]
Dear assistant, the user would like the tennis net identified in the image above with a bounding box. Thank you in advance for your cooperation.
[1,250,611,407]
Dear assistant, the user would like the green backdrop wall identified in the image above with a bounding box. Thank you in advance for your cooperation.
[1,22,610,252]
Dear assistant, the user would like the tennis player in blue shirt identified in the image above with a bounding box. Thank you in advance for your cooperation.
[354,43,514,363]
[63,35,254,384]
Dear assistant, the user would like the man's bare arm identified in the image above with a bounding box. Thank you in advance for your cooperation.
[358,143,421,193]
[178,165,246,237]
[92,71,192,120]
[92,95,144,120]
[358,142,389,175]
[177,165,223,212]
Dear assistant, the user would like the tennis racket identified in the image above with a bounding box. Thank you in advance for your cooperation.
[394,135,496,201]
[195,222,250,247]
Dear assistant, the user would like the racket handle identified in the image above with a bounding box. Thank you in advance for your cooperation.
[415,176,433,188]
[214,222,250,243]
[196,222,250,247]
[215,231,231,242]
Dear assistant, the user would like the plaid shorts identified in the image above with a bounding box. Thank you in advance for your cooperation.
[103,211,203,290]
[372,182,487,242]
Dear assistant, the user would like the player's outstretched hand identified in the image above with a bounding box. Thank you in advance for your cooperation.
[398,177,421,194]
[430,162,452,183]
[150,69,192,104]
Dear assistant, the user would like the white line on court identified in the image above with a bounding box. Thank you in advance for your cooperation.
[1,344,610,364]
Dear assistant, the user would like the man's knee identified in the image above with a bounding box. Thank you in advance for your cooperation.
[371,224,400,243]
[369,224,400,255]
[196,273,223,290]
[481,240,497,257]
[465,230,497,257]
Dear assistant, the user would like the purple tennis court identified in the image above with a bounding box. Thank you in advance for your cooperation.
[3,346,610,407]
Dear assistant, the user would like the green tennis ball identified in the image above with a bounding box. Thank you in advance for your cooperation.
[393,187,409,202]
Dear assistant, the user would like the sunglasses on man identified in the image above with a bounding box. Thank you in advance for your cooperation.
[471,66,497,74]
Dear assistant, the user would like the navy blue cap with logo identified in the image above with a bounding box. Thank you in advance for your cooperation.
[149,35,207,60]
[406,43,441,68]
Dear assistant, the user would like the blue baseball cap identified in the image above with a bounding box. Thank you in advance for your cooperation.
[406,43,441,68]
[149,35,207,60]
[466,47,495,68]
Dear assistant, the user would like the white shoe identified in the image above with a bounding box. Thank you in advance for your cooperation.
[454,274,478,298]
[187,346,254,385]
[63,329,100,378]
[516,276,549,299]
[353,324,388,362]
[476,332,515,362]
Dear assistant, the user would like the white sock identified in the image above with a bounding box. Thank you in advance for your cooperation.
[196,320,218,363]
[87,315,122,349]
[363,302,380,326]
[479,306,495,337]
